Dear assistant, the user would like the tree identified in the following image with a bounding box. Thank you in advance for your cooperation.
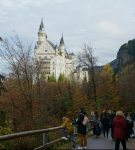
[48,72,56,82]
[58,73,65,83]
[77,43,98,109]
[97,63,120,110]
[0,33,36,122]
[102,63,113,77]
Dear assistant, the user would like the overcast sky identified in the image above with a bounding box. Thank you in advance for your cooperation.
[0,0,135,72]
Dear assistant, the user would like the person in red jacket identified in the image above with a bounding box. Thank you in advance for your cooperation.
[113,110,129,150]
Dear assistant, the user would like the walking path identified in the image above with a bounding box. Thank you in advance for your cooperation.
[75,128,134,149]
[86,131,133,149]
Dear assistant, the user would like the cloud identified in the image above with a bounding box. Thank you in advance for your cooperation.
[96,21,124,40]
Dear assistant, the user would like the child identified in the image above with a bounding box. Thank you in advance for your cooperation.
[61,117,76,149]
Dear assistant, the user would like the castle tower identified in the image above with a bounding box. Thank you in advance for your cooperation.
[59,33,65,54]
[37,18,46,47]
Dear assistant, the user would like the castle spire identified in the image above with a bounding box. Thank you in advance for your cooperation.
[60,33,65,45]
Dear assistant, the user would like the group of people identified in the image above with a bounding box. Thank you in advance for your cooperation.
[60,107,135,150]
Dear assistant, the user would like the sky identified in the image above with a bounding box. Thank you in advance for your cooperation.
[0,0,135,72]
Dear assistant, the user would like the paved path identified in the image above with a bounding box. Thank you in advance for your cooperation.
[86,131,133,149]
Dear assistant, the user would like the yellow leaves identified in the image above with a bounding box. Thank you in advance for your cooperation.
[102,63,113,77]
[0,120,12,136]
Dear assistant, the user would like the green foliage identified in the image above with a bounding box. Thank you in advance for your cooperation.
[0,37,2,41]
[58,73,65,83]
[0,111,6,127]
[68,71,76,88]
[48,72,56,82]
[0,120,12,149]
[83,75,87,82]
[40,71,46,80]
[63,91,72,107]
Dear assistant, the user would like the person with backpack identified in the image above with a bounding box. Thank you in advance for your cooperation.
[100,110,104,133]
[72,106,88,149]
[113,110,129,150]
[103,112,110,137]
[61,117,76,150]
[91,111,99,124]
[110,110,116,140]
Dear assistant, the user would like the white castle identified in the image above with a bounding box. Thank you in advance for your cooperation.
[34,19,88,81]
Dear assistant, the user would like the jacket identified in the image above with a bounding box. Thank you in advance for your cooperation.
[100,112,103,123]
[91,112,99,123]
[61,118,73,134]
[103,117,110,127]
[113,116,127,139]
[72,110,87,134]
[110,113,116,126]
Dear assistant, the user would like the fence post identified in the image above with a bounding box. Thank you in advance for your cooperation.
[43,133,46,150]
[74,126,75,141]
[88,123,90,136]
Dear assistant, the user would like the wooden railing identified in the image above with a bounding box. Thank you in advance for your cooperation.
[0,121,94,150]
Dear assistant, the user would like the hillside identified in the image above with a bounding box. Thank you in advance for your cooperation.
[114,39,135,73]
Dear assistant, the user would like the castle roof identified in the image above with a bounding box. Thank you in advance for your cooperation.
[60,33,65,45]
[34,45,37,49]
[70,52,75,55]
[39,18,45,30]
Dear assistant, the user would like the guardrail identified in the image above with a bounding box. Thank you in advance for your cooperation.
[0,121,94,150]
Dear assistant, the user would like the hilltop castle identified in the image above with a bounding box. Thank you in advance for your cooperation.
[34,19,88,81]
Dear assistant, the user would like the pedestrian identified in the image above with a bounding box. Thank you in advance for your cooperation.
[100,110,105,133]
[129,113,134,137]
[108,110,112,129]
[61,117,76,150]
[124,112,129,142]
[72,106,87,149]
[91,111,99,124]
[110,110,116,140]
[132,110,135,122]
[90,120,101,137]
[113,110,129,150]
[103,111,110,137]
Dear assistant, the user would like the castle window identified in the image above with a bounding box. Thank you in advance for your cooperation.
[50,56,53,59]
[45,50,47,52]
[44,56,47,59]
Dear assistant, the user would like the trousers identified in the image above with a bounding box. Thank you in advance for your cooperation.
[115,138,126,150]
[79,133,87,147]
[61,129,75,148]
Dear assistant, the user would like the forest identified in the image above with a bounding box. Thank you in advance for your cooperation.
[0,34,135,149]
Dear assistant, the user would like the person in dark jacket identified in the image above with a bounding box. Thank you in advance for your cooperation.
[132,110,135,121]
[113,110,129,150]
[103,112,110,137]
[124,112,129,141]
[100,110,105,133]
[110,109,116,140]
[72,106,87,149]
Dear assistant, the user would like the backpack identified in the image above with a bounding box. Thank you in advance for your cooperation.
[80,113,89,125]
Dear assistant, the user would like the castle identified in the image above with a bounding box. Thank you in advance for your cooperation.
[34,19,88,81]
